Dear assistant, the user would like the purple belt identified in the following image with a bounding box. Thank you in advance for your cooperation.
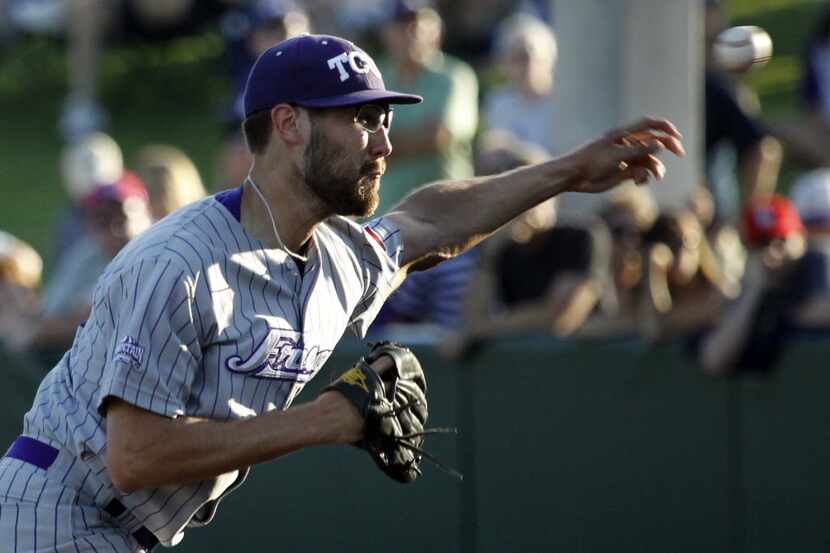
[5,436,159,551]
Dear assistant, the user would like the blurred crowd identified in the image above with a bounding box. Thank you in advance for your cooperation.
[2,0,830,379]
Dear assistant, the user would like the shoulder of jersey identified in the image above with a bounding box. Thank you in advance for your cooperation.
[108,197,218,273]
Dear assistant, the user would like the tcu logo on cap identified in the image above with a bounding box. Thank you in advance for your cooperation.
[327,51,381,82]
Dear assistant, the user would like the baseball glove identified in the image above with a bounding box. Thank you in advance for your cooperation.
[324,342,460,483]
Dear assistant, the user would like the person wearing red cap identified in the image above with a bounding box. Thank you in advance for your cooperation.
[25,171,152,360]
[83,170,152,256]
[699,194,808,376]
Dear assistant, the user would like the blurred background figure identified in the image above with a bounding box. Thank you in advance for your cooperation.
[438,137,611,359]
[637,207,735,341]
[368,0,479,335]
[698,194,808,377]
[687,183,746,293]
[54,131,124,265]
[435,0,530,67]
[218,0,310,188]
[0,230,42,354]
[298,0,389,38]
[788,169,830,326]
[371,134,547,341]
[0,230,45,447]
[3,0,235,138]
[135,144,206,220]
[766,3,830,170]
[801,5,830,147]
[575,185,657,340]
[375,0,479,215]
[704,0,783,222]
[370,243,479,336]
[29,171,151,360]
[481,12,560,156]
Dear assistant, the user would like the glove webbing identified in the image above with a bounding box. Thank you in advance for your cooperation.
[379,400,463,481]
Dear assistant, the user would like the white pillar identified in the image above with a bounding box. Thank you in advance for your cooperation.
[551,0,702,211]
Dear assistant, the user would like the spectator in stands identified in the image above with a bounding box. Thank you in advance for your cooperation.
[135,144,207,220]
[435,0,523,67]
[788,169,830,326]
[638,208,734,340]
[298,0,390,37]
[218,0,310,188]
[29,171,151,358]
[803,6,830,131]
[482,12,560,156]
[372,132,544,336]
[704,0,782,221]
[437,139,611,359]
[0,231,45,434]
[574,186,657,339]
[375,0,479,215]
[769,5,830,167]
[366,0,479,334]
[54,131,124,266]
[371,246,479,334]
[0,231,42,354]
[688,184,746,293]
[698,194,810,377]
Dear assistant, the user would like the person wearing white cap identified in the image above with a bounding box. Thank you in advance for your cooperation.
[53,131,124,265]
[788,169,830,327]
[792,169,830,232]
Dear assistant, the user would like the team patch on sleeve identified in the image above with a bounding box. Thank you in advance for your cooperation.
[364,225,384,248]
[115,335,145,369]
[362,217,404,263]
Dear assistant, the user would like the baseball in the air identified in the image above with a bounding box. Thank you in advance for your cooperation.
[712,26,773,73]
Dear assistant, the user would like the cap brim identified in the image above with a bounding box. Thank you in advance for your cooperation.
[296,89,423,108]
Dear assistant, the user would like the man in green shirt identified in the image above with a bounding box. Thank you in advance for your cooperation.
[376,0,479,215]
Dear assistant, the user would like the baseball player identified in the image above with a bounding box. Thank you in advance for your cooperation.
[0,34,683,552]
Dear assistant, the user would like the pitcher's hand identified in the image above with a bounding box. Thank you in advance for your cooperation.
[565,117,685,194]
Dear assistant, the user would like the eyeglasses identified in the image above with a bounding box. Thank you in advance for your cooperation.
[354,104,393,134]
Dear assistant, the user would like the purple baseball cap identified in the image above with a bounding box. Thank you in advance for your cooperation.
[243,34,422,117]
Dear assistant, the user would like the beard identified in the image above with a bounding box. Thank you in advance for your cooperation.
[303,123,383,217]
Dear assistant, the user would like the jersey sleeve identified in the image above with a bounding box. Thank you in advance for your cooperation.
[348,217,405,337]
[93,256,202,418]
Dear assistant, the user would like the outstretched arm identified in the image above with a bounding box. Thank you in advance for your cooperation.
[386,118,685,270]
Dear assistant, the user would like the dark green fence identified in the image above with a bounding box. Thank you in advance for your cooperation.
[3,337,830,552]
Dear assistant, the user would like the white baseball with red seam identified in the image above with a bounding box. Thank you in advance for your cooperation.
[712,26,773,73]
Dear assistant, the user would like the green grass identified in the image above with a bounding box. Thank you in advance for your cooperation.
[0,33,228,270]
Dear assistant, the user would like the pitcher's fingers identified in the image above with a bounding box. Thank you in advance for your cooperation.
[630,166,654,185]
[616,162,660,186]
[654,134,685,157]
[629,155,666,179]
[640,154,666,180]
[621,117,682,139]
[621,130,685,157]
[614,140,663,164]
[608,118,679,145]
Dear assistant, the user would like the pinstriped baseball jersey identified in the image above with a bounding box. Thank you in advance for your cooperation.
[16,185,404,547]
